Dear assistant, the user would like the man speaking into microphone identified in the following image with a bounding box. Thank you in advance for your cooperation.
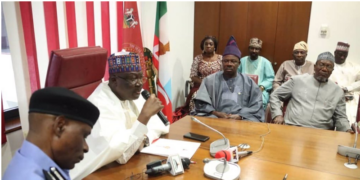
[70,52,170,180]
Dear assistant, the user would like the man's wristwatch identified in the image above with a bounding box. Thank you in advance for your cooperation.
[259,85,265,91]
[143,135,150,147]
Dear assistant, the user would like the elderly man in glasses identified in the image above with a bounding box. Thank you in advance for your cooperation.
[273,41,314,91]
[70,52,170,180]
[270,52,353,133]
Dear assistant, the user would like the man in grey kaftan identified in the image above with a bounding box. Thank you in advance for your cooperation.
[193,35,264,122]
[270,52,352,132]
[194,72,264,122]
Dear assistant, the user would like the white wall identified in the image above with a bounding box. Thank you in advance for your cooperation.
[139,1,194,109]
[307,1,360,65]
[1,131,25,175]
[3,2,32,137]
[2,3,31,173]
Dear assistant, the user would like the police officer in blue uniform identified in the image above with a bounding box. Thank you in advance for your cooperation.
[3,87,100,180]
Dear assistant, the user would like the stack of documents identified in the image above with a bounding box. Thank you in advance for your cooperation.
[140,138,200,159]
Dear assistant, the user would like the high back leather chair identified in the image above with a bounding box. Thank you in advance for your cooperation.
[45,46,108,98]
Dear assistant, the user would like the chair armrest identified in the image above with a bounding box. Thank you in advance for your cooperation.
[185,80,192,97]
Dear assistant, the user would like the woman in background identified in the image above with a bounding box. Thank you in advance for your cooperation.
[173,36,222,122]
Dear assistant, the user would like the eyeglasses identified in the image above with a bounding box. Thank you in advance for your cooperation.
[316,63,334,71]
[222,59,239,64]
[116,76,148,85]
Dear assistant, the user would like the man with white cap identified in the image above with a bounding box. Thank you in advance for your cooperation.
[70,52,170,179]
[273,41,314,90]
[270,52,353,132]
[238,37,275,109]
[329,42,360,125]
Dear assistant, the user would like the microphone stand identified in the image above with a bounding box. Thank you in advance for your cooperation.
[191,117,230,157]
[338,122,360,169]
[354,122,358,148]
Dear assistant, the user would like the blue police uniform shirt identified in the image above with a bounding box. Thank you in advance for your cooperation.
[3,140,70,180]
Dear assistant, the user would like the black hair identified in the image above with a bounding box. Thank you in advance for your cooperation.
[200,36,218,51]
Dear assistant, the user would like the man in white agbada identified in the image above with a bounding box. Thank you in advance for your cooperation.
[70,52,169,180]
[329,42,360,125]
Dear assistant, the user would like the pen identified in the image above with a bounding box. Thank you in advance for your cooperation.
[43,169,55,180]
[283,173,288,180]
[49,167,65,180]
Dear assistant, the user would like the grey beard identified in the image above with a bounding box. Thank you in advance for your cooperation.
[314,76,328,82]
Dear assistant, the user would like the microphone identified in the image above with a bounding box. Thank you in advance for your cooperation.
[338,122,360,169]
[215,149,253,162]
[353,122,358,148]
[191,116,230,157]
[145,155,192,176]
[141,90,170,126]
[215,150,232,161]
[145,162,171,174]
[338,122,360,159]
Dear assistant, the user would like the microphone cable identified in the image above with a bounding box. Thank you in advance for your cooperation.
[123,168,147,180]
[219,159,227,180]
[252,123,271,153]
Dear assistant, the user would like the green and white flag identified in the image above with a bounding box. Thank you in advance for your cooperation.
[152,2,172,123]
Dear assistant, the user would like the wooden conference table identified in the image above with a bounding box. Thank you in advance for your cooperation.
[84,116,360,180]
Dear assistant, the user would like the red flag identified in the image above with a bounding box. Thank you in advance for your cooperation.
[153,2,173,123]
[122,2,149,91]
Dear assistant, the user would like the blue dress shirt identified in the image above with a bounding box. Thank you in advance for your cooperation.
[3,140,70,180]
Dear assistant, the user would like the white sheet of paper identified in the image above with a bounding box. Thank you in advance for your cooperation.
[140,138,201,159]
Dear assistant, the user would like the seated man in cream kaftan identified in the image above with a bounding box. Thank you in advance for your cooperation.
[70,52,169,180]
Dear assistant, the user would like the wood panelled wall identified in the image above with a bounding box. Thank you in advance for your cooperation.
[194,2,312,72]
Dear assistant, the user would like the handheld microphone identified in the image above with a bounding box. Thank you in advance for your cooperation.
[145,162,172,174]
[141,90,170,126]
[215,150,232,161]
[191,117,230,157]
[215,149,253,163]
[145,155,192,176]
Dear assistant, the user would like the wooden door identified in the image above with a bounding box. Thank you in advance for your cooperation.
[193,2,221,56]
[245,2,278,62]
[193,1,312,73]
[218,2,248,55]
[273,2,312,71]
